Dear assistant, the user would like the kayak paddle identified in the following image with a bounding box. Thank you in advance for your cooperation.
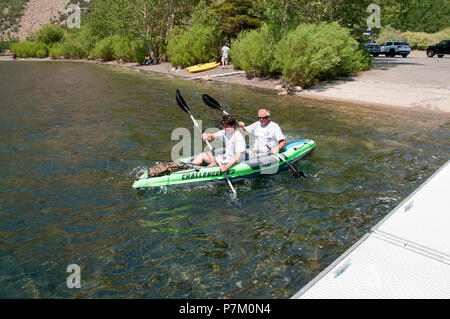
[176,90,238,198]
[201,94,307,179]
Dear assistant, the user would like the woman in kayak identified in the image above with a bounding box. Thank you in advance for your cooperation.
[238,109,286,157]
[192,114,246,173]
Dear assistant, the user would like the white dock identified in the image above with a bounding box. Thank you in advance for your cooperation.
[292,161,450,299]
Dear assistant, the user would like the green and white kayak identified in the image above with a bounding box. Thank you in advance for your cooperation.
[132,140,315,190]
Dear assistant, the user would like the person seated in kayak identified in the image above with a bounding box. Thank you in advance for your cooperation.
[192,114,246,173]
[238,109,286,157]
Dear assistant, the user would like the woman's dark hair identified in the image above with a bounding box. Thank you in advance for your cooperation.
[221,114,237,127]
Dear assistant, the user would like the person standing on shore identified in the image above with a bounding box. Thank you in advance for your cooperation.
[220,43,230,69]
[238,109,286,157]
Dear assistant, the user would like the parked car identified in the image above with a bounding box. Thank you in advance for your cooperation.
[426,40,450,58]
[363,29,377,38]
[360,42,381,57]
[380,41,411,57]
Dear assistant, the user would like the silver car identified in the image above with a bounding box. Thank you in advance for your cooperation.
[380,41,411,58]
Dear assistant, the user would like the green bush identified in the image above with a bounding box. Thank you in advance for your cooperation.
[10,41,48,58]
[61,27,95,59]
[231,24,281,77]
[0,40,17,53]
[133,40,149,63]
[403,31,437,50]
[46,27,95,60]
[49,43,63,59]
[403,27,450,49]
[112,35,138,62]
[167,24,222,68]
[378,26,450,50]
[60,41,86,59]
[93,36,116,61]
[273,23,372,88]
[377,25,406,45]
[36,45,48,58]
[91,34,146,62]
[435,27,450,40]
[34,24,64,45]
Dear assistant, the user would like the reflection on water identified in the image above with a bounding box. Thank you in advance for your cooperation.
[0,62,448,298]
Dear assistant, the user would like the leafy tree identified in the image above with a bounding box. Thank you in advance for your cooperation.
[86,0,201,62]
[209,0,262,41]
[252,0,449,37]
[402,0,448,33]
[85,0,130,39]
[253,0,375,31]
[189,0,217,26]
[253,0,318,28]
[370,0,449,33]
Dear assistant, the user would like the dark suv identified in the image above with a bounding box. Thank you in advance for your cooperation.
[360,42,381,57]
[427,40,450,58]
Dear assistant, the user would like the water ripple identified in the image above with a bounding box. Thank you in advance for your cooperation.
[0,62,448,298]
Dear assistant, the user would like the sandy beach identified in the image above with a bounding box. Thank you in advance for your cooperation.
[1,51,450,114]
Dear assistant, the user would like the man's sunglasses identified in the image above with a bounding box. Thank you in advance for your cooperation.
[258,116,270,120]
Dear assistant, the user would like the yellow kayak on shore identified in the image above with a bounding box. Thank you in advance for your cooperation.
[186,62,220,73]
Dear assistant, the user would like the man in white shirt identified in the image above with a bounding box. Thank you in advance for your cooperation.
[192,114,246,173]
[238,109,286,156]
[221,43,230,69]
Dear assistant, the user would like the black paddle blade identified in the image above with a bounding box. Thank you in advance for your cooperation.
[202,94,223,112]
[292,165,307,179]
[283,158,307,179]
[176,89,190,114]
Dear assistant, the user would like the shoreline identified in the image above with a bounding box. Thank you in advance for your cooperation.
[1,53,450,116]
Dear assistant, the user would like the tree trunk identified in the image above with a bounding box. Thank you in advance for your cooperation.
[283,0,288,24]
[147,40,157,64]
[143,0,157,64]
[330,0,335,21]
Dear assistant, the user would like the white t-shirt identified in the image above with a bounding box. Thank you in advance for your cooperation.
[245,121,285,153]
[221,46,230,58]
[214,130,246,162]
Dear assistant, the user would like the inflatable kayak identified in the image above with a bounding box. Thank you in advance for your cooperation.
[132,140,315,190]
[186,62,220,73]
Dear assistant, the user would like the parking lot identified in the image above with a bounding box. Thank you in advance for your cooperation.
[366,51,450,88]
[299,51,450,113]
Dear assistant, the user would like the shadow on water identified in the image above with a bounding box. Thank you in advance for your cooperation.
[0,61,448,298]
